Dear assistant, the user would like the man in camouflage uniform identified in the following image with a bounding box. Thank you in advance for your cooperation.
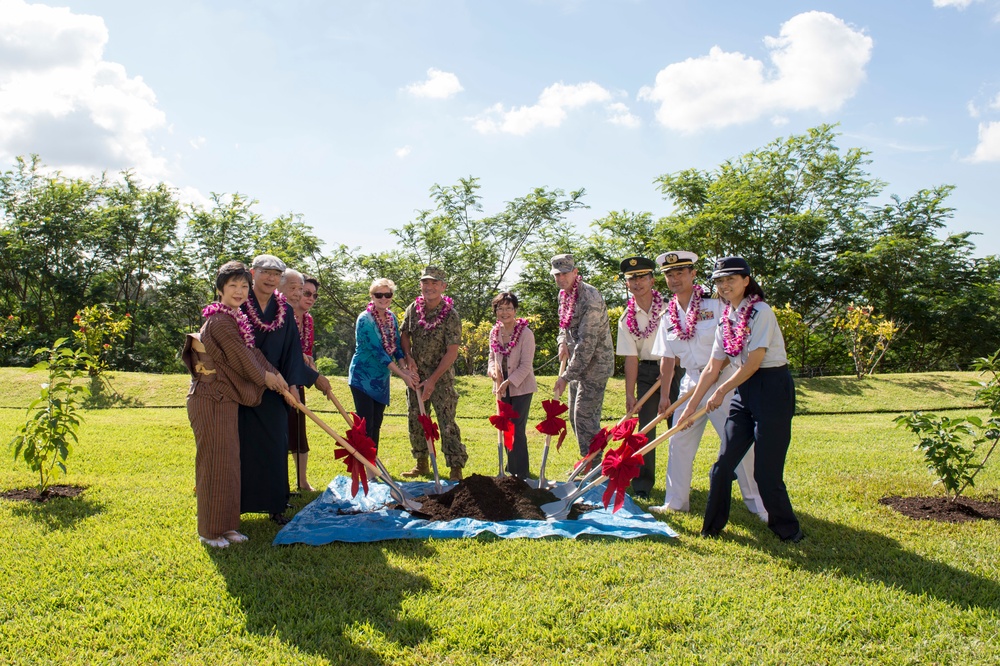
[400,266,467,481]
[552,254,615,461]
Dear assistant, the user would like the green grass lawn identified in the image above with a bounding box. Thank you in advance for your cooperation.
[2,369,998,665]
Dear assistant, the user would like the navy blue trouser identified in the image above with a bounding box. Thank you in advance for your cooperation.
[702,365,800,540]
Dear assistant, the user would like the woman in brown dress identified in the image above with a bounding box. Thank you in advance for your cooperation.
[184,261,290,548]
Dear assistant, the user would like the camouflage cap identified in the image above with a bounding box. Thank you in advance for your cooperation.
[419,266,447,282]
[550,253,577,275]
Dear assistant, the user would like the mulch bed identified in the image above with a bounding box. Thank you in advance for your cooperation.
[879,495,1000,522]
[1,485,86,503]
[403,473,594,522]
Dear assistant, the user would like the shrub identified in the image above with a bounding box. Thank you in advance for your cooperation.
[894,349,1000,499]
[9,339,91,494]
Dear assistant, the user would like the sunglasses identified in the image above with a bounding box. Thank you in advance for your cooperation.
[372,292,393,299]
[302,291,317,299]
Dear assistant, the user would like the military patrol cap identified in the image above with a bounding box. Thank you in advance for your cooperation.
[251,254,286,272]
[710,256,752,280]
[619,256,656,278]
[656,250,698,273]
[550,253,577,275]
[419,266,447,282]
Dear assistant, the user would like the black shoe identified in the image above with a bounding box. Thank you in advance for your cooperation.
[269,512,290,525]
[633,490,650,500]
[782,529,805,543]
[700,529,721,539]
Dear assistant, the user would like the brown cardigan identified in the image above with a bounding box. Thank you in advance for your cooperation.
[183,313,275,406]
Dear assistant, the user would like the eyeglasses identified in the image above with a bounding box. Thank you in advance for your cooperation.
[372,292,393,299]
[302,291,317,299]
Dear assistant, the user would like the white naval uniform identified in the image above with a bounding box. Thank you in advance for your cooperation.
[650,294,767,517]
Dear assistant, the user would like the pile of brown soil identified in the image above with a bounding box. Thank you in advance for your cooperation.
[404,474,593,522]
[879,495,1000,522]
[1,485,85,503]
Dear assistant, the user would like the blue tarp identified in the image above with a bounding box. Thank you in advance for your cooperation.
[273,476,678,545]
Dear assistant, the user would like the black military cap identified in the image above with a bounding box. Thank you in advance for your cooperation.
[710,256,752,279]
[619,256,656,278]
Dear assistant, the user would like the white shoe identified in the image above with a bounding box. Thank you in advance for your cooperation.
[199,535,229,548]
[222,531,249,543]
[648,505,669,514]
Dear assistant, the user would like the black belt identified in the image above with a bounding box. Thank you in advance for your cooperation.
[639,359,659,366]
[756,364,789,373]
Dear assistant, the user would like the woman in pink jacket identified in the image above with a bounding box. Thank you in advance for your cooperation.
[487,292,537,478]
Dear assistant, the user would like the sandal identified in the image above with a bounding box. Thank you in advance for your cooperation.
[269,513,290,525]
[222,531,249,543]
[199,535,229,548]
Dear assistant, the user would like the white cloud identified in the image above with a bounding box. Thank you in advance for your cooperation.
[395,145,412,158]
[472,82,612,135]
[894,115,929,125]
[771,115,790,126]
[933,0,978,8]
[638,11,872,132]
[405,68,463,99]
[606,102,640,128]
[967,121,1000,162]
[189,136,207,150]
[0,0,169,177]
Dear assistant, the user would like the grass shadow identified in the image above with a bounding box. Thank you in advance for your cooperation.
[83,375,145,408]
[209,528,436,664]
[796,376,867,397]
[9,493,105,531]
[720,509,1000,612]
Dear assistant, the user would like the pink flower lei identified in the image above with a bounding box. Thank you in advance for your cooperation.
[666,285,704,341]
[490,318,529,357]
[299,312,314,355]
[415,295,454,330]
[243,290,287,333]
[367,301,398,356]
[202,302,255,348]
[625,290,665,339]
[722,295,762,357]
[558,274,582,330]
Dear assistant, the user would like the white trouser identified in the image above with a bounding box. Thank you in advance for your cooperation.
[663,371,767,518]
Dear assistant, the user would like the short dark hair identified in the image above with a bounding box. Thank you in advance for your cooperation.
[303,275,320,292]
[216,261,252,294]
[492,291,519,314]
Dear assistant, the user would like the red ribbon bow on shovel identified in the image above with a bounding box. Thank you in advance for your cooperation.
[601,440,645,513]
[489,400,520,451]
[535,399,568,451]
[611,418,648,451]
[418,413,440,452]
[574,426,611,472]
[334,414,378,496]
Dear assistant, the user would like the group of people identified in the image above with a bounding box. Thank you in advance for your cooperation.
[184,248,802,548]
[184,255,331,548]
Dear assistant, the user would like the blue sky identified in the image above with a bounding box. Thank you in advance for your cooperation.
[2,0,999,256]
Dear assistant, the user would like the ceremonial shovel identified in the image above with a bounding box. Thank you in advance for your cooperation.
[566,379,662,485]
[536,360,567,489]
[553,389,693,500]
[281,388,423,512]
[323,388,398,485]
[416,398,443,494]
[541,406,709,521]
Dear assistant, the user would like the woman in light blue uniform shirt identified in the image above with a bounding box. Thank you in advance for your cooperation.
[349,278,416,449]
[676,256,802,542]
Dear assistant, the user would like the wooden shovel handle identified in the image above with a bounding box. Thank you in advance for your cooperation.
[281,388,381,479]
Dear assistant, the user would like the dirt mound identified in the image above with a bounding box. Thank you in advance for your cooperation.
[1,485,85,503]
[407,474,592,522]
[879,495,1000,522]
